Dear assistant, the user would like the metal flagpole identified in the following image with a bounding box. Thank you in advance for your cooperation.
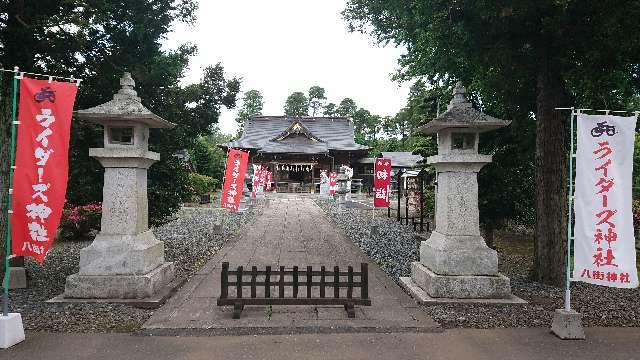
[3,66,19,317]
[564,107,576,311]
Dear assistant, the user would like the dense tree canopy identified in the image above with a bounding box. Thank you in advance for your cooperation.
[236,89,264,135]
[0,0,239,274]
[336,98,357,117]
[284,91,309,117]
[323,102,337,116]
[344,0,640,286]
[308,86,326,116]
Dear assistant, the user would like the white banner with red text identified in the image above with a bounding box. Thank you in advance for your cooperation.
[574,114,638,288]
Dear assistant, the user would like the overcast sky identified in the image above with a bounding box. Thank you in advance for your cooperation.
[163,0,409,135]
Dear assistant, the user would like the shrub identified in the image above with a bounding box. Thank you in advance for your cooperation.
[60,202,102,239]
[188,173,218,197]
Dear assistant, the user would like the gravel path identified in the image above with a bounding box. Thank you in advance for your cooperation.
[316,198,640,329]
[4,205,259,333]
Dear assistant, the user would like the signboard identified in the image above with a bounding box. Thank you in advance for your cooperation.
[11,78,78,262]
[373,158,391,207]
[221,149,249,212]
[574,114,638,288]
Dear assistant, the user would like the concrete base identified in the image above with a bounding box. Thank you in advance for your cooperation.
[410,262,511,299]
[50,277,185,309]
[64,262,175,299]
[78,230,165,275]
[419,231,498,276]
[551,309,585,340]
[400,277,526,304]
[0,313,25,349]
[8,267,27,289]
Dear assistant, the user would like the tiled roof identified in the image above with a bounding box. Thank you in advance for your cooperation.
[358,152,424,168]
[222,116,369,154]
[382,152,425,168]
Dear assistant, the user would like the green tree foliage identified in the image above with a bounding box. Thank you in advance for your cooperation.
[308,86,327,116]
[352,108,382,142]
[0,0,241,283]
[143,63,239,224]
[236,89,263,135]
[190,129,233,184]
[323,102,337,116]
[343,0,640,286]
[284,91,309,117]
[0,0,190,271]
[336,98,357,117]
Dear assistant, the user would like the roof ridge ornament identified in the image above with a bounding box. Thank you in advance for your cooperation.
[272,119,324,143]
[448,81,472,110]
[113,72,141,102]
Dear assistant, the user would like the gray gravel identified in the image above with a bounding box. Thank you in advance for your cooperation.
[3,205,259,332]
[316,198,640,329]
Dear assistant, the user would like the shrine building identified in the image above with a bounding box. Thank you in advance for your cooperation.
[220,116,369,192]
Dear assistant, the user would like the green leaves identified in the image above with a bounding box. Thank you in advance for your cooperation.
[284,91,309,117]
[308,86,327,116]
[236,89,264,135]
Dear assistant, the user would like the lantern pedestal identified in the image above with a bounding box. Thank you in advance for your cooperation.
[64,261,175,299]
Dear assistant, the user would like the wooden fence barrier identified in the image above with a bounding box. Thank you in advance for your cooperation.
[217,262,371,319]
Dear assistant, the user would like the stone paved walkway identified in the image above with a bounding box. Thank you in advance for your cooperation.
[143,194,438,335]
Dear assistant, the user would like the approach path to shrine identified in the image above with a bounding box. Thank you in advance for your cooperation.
[143,194,438,335]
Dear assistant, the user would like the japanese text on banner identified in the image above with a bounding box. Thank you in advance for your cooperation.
[373,158,392,208]
[220,149,249,212]
[11,79,78,263]
[573,114,638,288]
[329,172,337,195]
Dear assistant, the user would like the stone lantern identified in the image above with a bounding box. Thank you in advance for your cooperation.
[335,165,350,204]
[400,83,521,302]
[64,73,176,299]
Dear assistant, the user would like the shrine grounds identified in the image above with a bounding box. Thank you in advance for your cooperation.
[0,194,640,359]
[4,204,262,332]
[317,197,640,329]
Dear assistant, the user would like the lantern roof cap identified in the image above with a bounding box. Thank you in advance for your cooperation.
[418,82,510,134]
[75,72,175,129]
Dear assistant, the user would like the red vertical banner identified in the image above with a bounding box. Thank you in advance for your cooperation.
[373,158,392,207]
[259,167,267,189]
[220,149,249,212]
[251,165,260,198]
[329,172,337,195]
[11,79,78,262]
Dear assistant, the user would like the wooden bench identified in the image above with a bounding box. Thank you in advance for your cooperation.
[217,262,371,319]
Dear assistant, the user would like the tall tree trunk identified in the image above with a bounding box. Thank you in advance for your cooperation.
[533,58,569,287]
